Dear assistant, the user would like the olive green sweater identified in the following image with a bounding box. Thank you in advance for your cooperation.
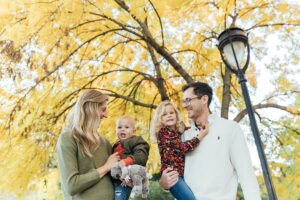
[56,131,114,200]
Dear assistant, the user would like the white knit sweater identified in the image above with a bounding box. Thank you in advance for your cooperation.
[182,114,261,200]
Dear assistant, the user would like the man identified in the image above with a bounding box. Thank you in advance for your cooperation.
[159,82,261,200]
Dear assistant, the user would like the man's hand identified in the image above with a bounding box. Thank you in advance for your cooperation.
[159,167,179,190]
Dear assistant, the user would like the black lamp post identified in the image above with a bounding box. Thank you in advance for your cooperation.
[217,27,277,200]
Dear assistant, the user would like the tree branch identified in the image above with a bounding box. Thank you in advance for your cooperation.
[148,0,164,47]
[114,0,194,83]
[246,23,300,31]
[234,103,300,122]
[146,40,169,101]
[101,89,156,108]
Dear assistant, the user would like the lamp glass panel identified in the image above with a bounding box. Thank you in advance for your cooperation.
[223,41,246,70]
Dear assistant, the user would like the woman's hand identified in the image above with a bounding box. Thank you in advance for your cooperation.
[197,122,209,141]
[104,152,120,170]
[97,152,120,177]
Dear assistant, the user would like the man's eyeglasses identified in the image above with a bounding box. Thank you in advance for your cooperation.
[182,96,201,106]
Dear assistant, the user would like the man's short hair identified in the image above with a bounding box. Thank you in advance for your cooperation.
[182,82,213,106]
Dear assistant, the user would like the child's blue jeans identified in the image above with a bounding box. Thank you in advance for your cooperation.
[169,176,196,200]
[114,183,132,200]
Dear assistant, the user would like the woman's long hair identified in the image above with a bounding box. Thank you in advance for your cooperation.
[150,100,182,143]
[65,90,108,157]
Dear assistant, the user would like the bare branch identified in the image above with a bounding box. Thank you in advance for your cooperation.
[114,0,194,83]
[246,23,300,31]
[101,89,156,108]
[223,0,231,29]
[69,19,105,30]
[89,12,143,37]
[234,103,300,122]
[262,90,300,102]
[146,41,169,100]
[262,117,300,136]
[238,3,270,19]
[148,0,164,47]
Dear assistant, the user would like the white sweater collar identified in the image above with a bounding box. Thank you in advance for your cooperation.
[189,113,218,128]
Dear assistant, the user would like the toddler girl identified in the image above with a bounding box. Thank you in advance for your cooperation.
[150,101,208,200]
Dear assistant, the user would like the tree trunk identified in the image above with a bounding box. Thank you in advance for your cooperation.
[221,66,232,119]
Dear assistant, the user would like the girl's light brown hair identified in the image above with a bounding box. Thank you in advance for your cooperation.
[150,100,182,143]
[65,89,108,157]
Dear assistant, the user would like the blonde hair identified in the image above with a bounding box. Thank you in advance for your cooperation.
[150,100,182,143]
[116,116,136,131]
[65,89,108,157]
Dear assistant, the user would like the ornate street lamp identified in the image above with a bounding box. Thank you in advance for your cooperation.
[218,27,277,200]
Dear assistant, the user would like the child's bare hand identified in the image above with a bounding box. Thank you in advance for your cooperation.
[178,121,186,134]
[121,177,133,187]
[121,179,127,187]
[197,122,209,141]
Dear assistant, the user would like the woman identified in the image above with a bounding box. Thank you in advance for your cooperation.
[57,90,120,199]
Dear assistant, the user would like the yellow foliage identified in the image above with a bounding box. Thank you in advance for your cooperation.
[276,2,289,13]
[129,0,148,21]
[245,64,257,87]
[0,135,50,196]
[0,0,299,197]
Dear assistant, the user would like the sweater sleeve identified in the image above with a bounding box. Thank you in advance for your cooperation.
[56,133,102,196]
[158,128,200,154]
[229,124,261,200]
